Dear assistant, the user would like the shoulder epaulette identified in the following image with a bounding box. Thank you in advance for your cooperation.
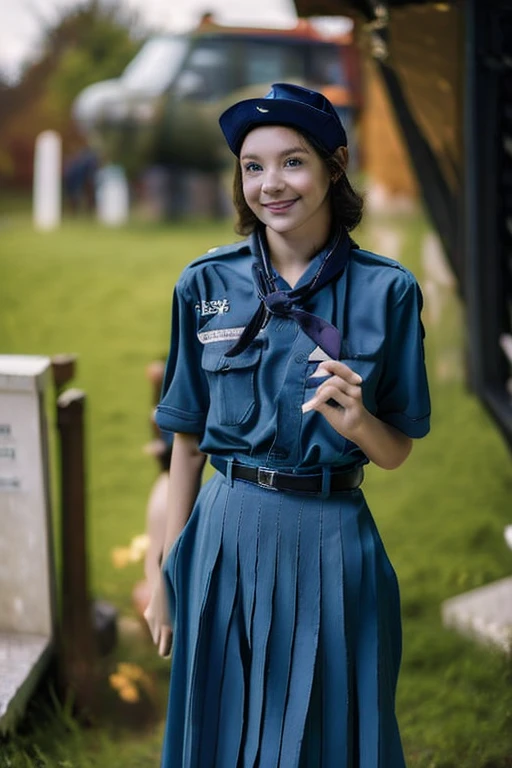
[189,239,251,268]
[351,247,414,276]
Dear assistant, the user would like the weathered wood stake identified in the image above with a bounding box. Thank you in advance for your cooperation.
[56,388,96,716]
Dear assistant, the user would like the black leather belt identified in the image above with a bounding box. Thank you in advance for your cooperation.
[211,457,364,495]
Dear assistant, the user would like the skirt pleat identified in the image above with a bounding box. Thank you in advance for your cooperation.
[278,498,322,767]
[242,489,279,767]
[257,497,299,767]
[318,497,349,766]
[195,489,241,766]
[162,477,226,767]
[162,473,406,768]
[373,528,405,767]
[354,514,380,767]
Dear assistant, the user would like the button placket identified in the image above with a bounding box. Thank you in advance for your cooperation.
[271,339,312,466]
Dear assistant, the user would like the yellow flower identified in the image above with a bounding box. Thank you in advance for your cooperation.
[108,672,126,690]
[109,662,154,703]
[111,534,149,567]
[111,547,132,568]
[118,662,144,681]
[119,683,140,703]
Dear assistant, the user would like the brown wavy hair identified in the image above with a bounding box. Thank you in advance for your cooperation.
[232,130,364,236]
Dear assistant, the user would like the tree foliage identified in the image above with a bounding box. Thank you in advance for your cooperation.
[0,0,146,187]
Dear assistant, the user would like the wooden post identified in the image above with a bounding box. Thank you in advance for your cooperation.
[51,354,78,396]
[56,388,96,716]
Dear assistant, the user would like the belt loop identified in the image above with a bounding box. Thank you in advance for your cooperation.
[321,467,331,499]
[226,458,234,487]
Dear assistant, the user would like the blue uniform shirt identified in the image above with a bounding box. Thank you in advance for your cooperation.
[155,237,431,471]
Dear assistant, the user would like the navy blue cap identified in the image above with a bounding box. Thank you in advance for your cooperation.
[219,82,347,157]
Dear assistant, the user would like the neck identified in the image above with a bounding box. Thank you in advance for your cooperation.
[265,216,333,287]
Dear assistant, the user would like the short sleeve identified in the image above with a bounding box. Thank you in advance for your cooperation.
[376,277,431,438]
[155,281,209,436]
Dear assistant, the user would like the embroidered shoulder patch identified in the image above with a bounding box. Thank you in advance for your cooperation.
[195,299,230,316]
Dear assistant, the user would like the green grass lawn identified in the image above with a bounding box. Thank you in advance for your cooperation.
[1,208,511,767]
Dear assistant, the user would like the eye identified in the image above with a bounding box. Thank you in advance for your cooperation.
[285,157,302,168]
[243,161,262,173]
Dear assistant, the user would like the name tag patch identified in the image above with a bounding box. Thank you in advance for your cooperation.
[197,327,244,344]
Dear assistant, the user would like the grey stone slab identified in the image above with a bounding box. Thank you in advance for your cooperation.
[0,632,52,733]
[0,356,56,732]
[441,576,512,654]
[0,356,55,637]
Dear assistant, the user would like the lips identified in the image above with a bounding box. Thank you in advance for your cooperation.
[262,199,298,213]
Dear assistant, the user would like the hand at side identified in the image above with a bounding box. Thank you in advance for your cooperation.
[144,571,173,658]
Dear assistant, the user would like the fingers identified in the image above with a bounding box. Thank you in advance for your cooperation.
[143,605,173,657]
[302,365,363,414]
[319,375,362,400]
[143,582,173,658]
[309,360,362,386]
[158,627,173,659]
[315,386,353,413]
[303,385,356,413]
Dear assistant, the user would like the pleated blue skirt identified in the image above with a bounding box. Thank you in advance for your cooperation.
[161,471,406,768]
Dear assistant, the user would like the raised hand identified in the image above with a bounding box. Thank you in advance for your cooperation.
[302,360,364,438]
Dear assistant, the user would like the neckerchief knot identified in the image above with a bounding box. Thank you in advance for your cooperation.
[225,226,355,359]
[265,291,295,315]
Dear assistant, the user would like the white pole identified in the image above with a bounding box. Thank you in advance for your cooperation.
[95,164,129,226]
[33,131,62,231]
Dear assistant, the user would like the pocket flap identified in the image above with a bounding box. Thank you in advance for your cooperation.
[202,342,262,373]
[340,340,381,361]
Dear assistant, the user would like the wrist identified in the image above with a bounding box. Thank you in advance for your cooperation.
[342,407,372,444]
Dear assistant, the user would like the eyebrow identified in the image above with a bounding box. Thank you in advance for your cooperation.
[240,146,310,161]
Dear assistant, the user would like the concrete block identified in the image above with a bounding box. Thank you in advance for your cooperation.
[441,576,512,655]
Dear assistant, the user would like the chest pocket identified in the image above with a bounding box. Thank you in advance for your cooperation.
[202,342,262,426]
[304,344,382,414]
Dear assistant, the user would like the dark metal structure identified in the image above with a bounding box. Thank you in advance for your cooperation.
[294,0,512,448]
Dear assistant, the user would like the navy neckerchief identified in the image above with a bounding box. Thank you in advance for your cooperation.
[225,225,356,359]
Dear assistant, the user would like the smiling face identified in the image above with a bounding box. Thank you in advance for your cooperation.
[239,125,332,240]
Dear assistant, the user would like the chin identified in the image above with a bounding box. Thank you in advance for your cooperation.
[261,213,301,232]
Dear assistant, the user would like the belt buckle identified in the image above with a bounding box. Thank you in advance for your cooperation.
[257,467,277,490]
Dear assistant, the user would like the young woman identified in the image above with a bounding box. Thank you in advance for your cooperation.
[145,83,430,767]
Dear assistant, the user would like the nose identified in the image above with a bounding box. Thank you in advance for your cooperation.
[261,168,285,195]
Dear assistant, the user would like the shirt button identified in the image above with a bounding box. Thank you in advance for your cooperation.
[295,353,306,363]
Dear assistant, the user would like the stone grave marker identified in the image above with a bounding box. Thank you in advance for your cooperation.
[0,355,56,733]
